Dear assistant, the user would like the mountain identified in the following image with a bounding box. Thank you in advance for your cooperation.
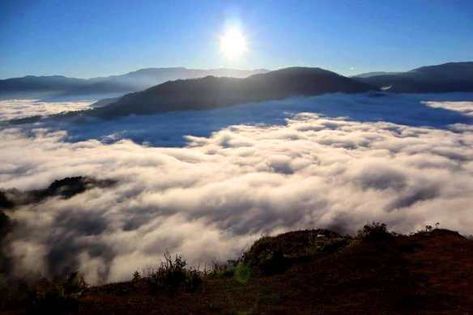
[3,62,471,100]
[0,75,87,99]
[0,176,115,209]
[61,68,268,97]
[0,68,267,99]
[92,67,376,118]
[355,62,473,92]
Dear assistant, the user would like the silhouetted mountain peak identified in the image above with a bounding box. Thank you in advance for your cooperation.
[92,67,375,118]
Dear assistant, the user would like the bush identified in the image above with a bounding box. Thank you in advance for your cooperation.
[0,270,87,314]
[146,252,202,293]
[28,272,87,315]
[132,271,141,282]
[208,260,237,278]
[252,249,288,276]
[234,262,251,284]
[184,268,203,292]
[62,272,87,296]
[357,222,391,241]
[307,235,350,255]
[29,284,78,315]
[0,210,10,236]
[243,236,290,276]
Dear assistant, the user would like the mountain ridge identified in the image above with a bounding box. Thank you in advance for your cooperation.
[91,66,376,118]
[0,67,268,100]
[2,61,472,101]
[355,61,473,92]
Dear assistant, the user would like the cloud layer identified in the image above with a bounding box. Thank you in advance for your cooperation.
[0,99,92,121]
[34,92,473,146]
[1,97,473,284]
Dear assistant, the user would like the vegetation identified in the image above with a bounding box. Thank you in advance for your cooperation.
[356,222,392,241]
[145,252,202,293]
[132,270,141,282]
[0,209,11,303]
[208,260,238,278]
[3,223,473,314]
[233,262,251,284]
[0,272,87,315]
[29,272,87,315]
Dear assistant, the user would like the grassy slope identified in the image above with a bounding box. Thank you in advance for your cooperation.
[74,228,473,315]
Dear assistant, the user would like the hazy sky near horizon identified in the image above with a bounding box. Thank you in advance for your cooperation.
[1,0,472,79]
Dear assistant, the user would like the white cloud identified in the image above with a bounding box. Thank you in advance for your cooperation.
[424,100,473,117]
[1,98,473,284]
[0,99,92,121]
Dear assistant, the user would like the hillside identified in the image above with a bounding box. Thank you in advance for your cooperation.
[2,224,473,314]
[91,67,375,118]
[355,62,473,92]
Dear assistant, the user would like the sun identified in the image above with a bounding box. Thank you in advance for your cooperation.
[219,27,248,60]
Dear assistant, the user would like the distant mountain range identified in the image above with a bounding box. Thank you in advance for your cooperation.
[0,68,267,100]
[91,67,375,118]
[2,62,472,102]
[2,62,473,120]
[354,62,473,92]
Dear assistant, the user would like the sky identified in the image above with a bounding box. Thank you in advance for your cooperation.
[0,0,472,79]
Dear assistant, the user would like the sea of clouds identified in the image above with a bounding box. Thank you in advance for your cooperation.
[0,99,92,121]
[1,93,473,284]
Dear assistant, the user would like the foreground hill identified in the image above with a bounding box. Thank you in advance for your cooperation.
[0,68,266,100]
[78,227,473,314]
[91,67,375,118]
[355,62,473,92]
[3,224,473,314]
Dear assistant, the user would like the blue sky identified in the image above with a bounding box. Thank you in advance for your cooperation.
[1,0,472,78]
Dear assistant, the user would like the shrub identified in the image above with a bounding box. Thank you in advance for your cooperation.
[252,249,288,276]
[30,284,78,315]
[234,262,251,284]
[243,236,290,276]
[62,272,87,296]
[425,223,440,232]
[357,222,391,241]
[132,271,141,282]
[184,268,203,292]
[309,236,350,254]
[146,252,202,293]
[208,260,237,278]
[0,210,10,235]
[28,272,87,315]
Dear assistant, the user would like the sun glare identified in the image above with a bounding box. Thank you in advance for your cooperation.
[219,27,248,60]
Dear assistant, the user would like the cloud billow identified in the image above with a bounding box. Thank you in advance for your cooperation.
[1,100,473,284]
[0,99,92,121]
